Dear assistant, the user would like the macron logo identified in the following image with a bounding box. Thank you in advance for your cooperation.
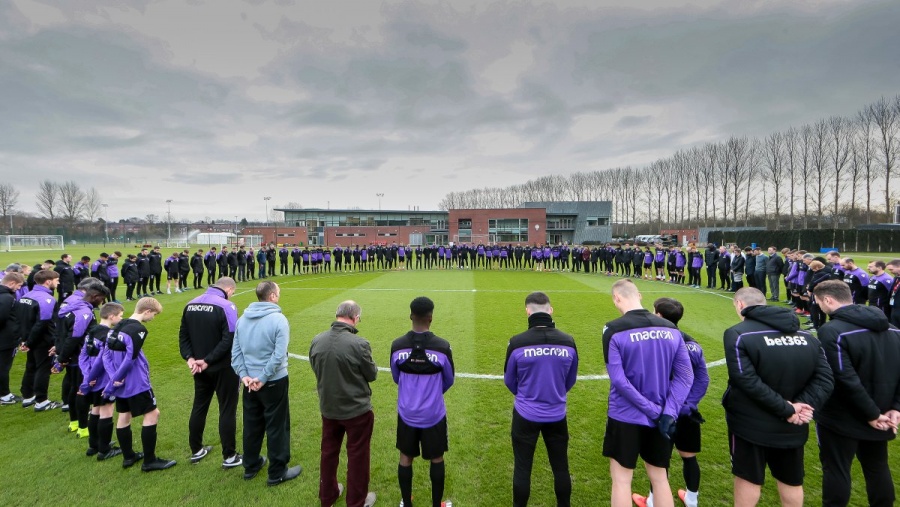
[629,329,675,342]
[523,347,570,358]
[763,335,808,347]
[397,351,439,363]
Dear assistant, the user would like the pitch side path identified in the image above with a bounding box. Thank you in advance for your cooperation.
[0,261,896,505]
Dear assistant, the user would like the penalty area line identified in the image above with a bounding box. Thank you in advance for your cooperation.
[288,354,726,381]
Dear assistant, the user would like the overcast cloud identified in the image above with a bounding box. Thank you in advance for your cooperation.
[1,0,898,221]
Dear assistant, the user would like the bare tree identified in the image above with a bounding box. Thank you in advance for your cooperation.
[744,138,762,226]
[869,96,899,215]
[798,125,814,228]
[784,127,799,226]
[764,132,785,229]
[856,109,877,223]
[58,181,86,222]
[0,183,19,225]
[724,137,750,226]
[36,180,59,220]
[828,116,852,223]
[83,187,103,223]
[809,120,832,229]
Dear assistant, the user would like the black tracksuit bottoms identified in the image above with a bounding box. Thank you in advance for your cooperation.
[817,424,894,507]
[511,408,571,507]
[242,375,290,481]
[189,368,240,459]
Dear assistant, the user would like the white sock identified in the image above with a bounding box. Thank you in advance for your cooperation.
[646,492,654,507]
[685,490,698,507]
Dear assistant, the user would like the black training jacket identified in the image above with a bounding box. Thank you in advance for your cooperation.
[137,255,151,278]
[148,251,162,274]
[816,305,900,441]
[178,287,237,372]
[722,305,834,448]
[0,286,19,350]
[54,260,75,294]
[766,254,784,275]
[121,260,139,285]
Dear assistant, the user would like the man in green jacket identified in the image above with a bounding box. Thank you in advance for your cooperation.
[310,300,378,507]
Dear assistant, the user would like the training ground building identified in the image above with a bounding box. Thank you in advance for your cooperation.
[242,202,612,247]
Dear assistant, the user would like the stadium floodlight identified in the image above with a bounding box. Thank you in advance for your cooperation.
[166,199,173,247]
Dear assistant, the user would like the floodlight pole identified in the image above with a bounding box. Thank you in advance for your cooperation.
[166,199,173,247]
[377,193,384,211]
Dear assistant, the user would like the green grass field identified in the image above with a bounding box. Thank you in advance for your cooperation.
[0,246,898,506]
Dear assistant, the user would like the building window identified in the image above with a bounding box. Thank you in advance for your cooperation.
[586,217,609,227]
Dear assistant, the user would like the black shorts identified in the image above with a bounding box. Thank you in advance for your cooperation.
[115,389,157,416]
[167,274,178,280]
[88,391,114,407]
[396,415,448,460]
[728,431,804,486]
[674,415,701,453]
[654,261,663,269]
[643,263,652,269]
[602,417,673,470]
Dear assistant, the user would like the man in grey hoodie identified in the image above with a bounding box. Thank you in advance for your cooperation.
[231,281,302,486]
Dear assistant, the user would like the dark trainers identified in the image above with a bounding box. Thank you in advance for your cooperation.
[243,456,267,480]
[21,397,36,408]
[86,447,98,457]
[142,457,177,472]
[266,465,302,486]
[222,453,243,469]
[191,445,212,464]
[122,451,145,469]
[97,447,123,461]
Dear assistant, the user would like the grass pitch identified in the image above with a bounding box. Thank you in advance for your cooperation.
[0,247,897,506]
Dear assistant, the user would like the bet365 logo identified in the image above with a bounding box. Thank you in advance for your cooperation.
[763,335,808,347]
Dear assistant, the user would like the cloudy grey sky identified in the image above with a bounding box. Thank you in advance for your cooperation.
[2,0,898,221]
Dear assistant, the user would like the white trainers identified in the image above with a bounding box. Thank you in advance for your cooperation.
[167,289,172,294]
[363,492,376,507]
[190,445,212,464]
[222,453,243,469]
[0,394,18,405]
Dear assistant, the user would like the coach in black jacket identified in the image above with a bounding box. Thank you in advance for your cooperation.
[729,248,745,292]
[723,288,833,506]
[178,277,241,467]
[54,254,75,305]
[149,247,163,294]
[704,245,719,289]
[191,249,204,289]
[813,280,900,507]
[765,247,785,302]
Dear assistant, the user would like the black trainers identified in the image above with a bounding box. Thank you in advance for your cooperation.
[266,465,302,486]
[86,447,98,457]
[222,453,243,469]
[122,451,145,468]
[142,457,177,472]
[21,397,35,408]
[190,445,212,464]
[97,447,123,461]
[243,456,267,480]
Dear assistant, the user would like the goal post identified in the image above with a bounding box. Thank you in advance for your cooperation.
[0,235,65,252]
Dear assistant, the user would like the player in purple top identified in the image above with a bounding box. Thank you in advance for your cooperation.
[841,258,870,305]
[504,292,578,507]
[103,297,176,471]
[654,246,666,281]
[80,302,125,460]
[602,279,694,507]
[866,260,893,314]
[633,298,709,507]
[390,297,455,507]
[17,269,60,411]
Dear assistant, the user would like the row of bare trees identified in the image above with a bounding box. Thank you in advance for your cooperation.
[439,95,900,232]
[33,180,105,224]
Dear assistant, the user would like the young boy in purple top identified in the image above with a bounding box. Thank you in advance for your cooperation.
[103,297,176,471]
[80,302,124,461]
[504,292,578,507]
[633,298,709,507]
[391,297,455,507]
[602,279,694,507]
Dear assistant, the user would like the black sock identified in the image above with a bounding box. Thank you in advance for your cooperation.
[99,418,113,453]
[142,424,158,462]
[116,425,134,458]
[87,414,100,450]
[430,461,445,507]
[682,455,700,492]
[76,395,90,429]
[399,464,413,507]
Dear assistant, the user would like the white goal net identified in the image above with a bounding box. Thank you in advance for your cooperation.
[0,235,65,252]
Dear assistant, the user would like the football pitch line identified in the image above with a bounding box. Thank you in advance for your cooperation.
[287,353,726,381]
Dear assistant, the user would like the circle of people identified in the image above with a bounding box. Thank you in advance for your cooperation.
[0,243,899,507]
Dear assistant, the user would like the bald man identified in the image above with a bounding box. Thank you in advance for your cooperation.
[602,279,694,507]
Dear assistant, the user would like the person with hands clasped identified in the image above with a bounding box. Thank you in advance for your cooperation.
[103,297,176,472]
[601,279,694,507]
[722,288,833,507]
[231,281,302,486]
[813,280,900,507]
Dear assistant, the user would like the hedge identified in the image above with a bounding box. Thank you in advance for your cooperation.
[706,229,900,253]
